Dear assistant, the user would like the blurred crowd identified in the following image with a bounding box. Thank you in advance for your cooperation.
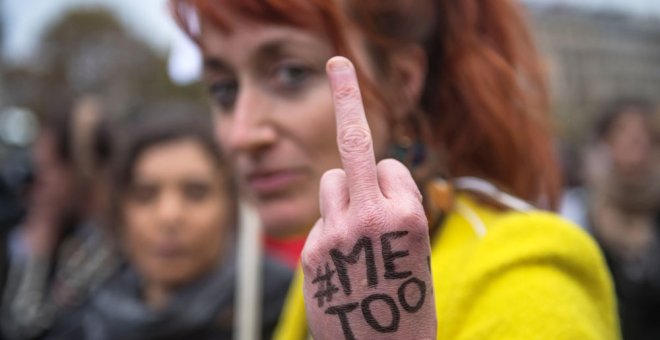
[0,97,291,340]
[0,2,658,340]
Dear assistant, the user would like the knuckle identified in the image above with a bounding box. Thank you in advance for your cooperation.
[334,84,360,103]
[301,245,321,269]
[338,126,372,155]
[413,186,423,203]
[378,158,411,179]
[377,158,405,170]
[378,158,422,201]
[350,188,380,207]
[301,239,339,273]
[396,205,428,234]
[320,168,345,186]
[324,232,347,247]
[354,206,387,232]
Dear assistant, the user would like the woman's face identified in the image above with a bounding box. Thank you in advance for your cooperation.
[608,110,653,175]
[200,13,390,236]
[122,138,231,288]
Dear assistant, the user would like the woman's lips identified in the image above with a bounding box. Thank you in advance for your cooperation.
[153,244,186,259]
[247,169,304,196]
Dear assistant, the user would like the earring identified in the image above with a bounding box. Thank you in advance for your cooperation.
[389,108,454,232]
[390,136,428,170]
[425,177,455,234]
[389,108,442,182]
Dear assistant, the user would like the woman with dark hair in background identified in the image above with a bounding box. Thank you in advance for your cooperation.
[171,0,619,338]
[49,111,291,340]
[1,97,117,340]
[585,99,660,340]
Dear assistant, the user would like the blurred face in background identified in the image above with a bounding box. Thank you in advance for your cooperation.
[200,12,391,237]
[607,110,654,175]
[122,138,231,288]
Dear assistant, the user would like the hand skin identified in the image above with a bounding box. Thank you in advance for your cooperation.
[23,199,64,258]
[23,210,60,258]
[301,57,436,340]
[22,177,70,258]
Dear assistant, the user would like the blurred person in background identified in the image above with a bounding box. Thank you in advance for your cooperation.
[0,155,30,314]
[171,0,619,338]
[0,177,25,234]
[585,99,660,340]
[558,143,591,230]
[48,111,291,340]
[1,97,118,340]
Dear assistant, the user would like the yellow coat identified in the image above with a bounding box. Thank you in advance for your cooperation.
[273,195,620,339]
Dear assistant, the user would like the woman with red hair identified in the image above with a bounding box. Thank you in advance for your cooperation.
[171,0,619,338]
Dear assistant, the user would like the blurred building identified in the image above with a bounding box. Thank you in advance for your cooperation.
[527,5,660,141]
[0,7,205,192]
[0,7,206,134]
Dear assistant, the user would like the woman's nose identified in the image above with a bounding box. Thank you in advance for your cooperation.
[221,85,277,154]
[156,191,184,229]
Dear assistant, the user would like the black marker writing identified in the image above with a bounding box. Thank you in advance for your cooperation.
[381,231,412,280]
[398,277,426,313]
[312,262,340,307]
[320,232,429,339]
[330,236,377,296]
[361,294,400,333]
[325,303,359,340]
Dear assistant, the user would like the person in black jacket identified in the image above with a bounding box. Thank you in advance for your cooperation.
[585,98,660,340]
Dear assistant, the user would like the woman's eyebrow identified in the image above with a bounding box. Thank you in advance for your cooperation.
[252,39,293,63]
[203,35,327,74]
[202,41,290,73]
[203,56,230,72]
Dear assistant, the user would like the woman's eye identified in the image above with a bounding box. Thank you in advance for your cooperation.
[209,79,238,110]
[129,184,158,204]
[273,64,312,89]
[183,182,211,202]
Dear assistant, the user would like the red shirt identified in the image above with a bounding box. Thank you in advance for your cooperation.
[263,234,307,269]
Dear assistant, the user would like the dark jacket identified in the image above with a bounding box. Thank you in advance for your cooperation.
[48,251,291,340]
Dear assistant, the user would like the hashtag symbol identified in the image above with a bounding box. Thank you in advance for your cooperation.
[312,262,339,308]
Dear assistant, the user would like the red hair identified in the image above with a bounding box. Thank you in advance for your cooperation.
[171,0,561,209]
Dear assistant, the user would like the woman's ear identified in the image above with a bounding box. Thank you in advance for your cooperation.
[390,45,427,120]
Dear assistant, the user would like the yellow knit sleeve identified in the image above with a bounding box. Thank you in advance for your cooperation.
[435,211,620,340]
[273,265,308,340]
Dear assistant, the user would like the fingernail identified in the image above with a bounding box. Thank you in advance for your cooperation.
[328,56,351,72]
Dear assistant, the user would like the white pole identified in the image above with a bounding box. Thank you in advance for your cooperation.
[235,201,263,340]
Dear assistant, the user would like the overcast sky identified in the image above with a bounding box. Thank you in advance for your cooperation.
[2,0,659,65]
[526,0,660,15]
[1,0,176,64]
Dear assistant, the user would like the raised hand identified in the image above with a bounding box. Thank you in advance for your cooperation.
[301,57,436,340]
